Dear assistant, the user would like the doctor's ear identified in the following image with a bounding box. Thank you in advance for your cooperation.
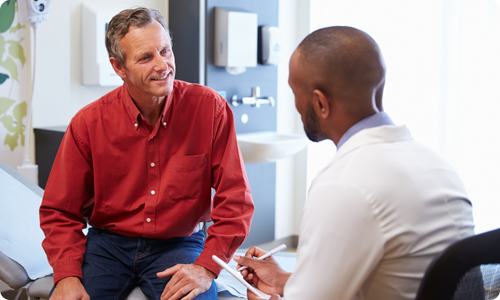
[312,89,330,119]
[109,57,127,80]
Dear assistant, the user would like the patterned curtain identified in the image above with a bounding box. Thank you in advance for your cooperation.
[0,0,28,168]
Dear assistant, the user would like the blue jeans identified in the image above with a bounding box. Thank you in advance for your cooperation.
[50,227,217,300]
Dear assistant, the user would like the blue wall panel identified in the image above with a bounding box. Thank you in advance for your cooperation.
[206,0,279,247]
[170,0,279,247]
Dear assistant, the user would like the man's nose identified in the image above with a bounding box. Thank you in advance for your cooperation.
[153,53,168,71]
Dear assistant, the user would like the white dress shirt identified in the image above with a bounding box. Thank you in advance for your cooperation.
[284,124,475,300]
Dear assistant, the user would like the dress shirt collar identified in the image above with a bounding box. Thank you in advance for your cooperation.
[337,111,395,149]
[122,82,174,131]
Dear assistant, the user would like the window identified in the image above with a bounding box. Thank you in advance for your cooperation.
[308,0,500,233]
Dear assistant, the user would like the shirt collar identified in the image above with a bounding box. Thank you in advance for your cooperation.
[122,83,141,130]
[337,111,395,149]
[122,82,175,131]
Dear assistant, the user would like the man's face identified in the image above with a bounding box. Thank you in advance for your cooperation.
[288,51,324,142]
[118,21,175,99]
[303,103,323,142]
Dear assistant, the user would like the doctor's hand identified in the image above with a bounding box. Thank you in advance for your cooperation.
[234,247,291,298]
[248,292,283,300]
[157,263,215,300]
[50,276,90,300]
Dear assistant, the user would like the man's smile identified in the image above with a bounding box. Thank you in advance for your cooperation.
[151,71,170,80]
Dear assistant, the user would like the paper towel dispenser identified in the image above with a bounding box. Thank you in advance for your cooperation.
[214,7,257,75]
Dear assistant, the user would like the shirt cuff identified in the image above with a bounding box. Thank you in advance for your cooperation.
[52,259,83,284]
[194,247,229,277]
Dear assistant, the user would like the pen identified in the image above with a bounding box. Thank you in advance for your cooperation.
[237,243,287,272]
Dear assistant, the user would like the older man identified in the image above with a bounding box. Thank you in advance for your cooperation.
[40,7,253,300]
[235,26,474,300]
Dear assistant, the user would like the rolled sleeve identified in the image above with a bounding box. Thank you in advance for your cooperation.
[39,119,94,284]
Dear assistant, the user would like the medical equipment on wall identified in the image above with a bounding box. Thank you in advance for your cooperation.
[17,0,51,24]
[16,0,51,184]
[81,2,129,86]
[259,26,281,65]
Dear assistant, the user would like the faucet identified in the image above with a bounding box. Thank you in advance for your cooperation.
[231,87,275,108]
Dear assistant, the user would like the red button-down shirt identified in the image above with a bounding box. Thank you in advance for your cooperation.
[40,80,254,284]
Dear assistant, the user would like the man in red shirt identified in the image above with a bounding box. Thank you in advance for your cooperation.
[39,7,254,300]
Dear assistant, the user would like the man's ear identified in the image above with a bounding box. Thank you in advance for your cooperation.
[312,89,330,119]
[109,57,127,80]
[375,81,385,112]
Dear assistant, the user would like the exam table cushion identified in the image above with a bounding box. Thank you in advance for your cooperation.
[0,250,30,290]
[27,275,53,298]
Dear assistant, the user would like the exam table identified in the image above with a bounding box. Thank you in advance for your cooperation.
[0,260,243,300]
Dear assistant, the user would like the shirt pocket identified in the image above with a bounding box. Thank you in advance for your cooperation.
[166,153,208,200]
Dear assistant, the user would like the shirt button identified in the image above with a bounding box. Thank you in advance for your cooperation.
[151,162,155,167]
[146,218,151,222]
[151,190,155,195]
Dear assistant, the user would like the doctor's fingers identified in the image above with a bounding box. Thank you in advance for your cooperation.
[247,290,282,300]
[245,246,268,259]
[235,254,279,272]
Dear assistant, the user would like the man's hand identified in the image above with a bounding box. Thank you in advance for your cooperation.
[157,263,215,300]
[234,247,291,297]
[49,276,90,300]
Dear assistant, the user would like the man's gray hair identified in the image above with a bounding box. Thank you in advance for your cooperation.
[105,7,170,67]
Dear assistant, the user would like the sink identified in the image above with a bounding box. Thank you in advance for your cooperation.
[236,131,308,164]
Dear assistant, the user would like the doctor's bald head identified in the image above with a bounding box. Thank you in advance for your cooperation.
[289,26,387,144]
[303,26,385,105]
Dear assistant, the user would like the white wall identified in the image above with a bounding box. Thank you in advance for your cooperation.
[306,0,500,234]
[32,0,168,128]
[275,0,310,239]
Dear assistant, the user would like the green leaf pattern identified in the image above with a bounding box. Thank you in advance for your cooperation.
[1,115,15,132]
[0,34,5,57]
[0,0,27,152]
[0,57,19,81]
[0,97,15,115]
[0,0,17,34]
[9,23,24,34]
[7,39,26,66]
[0,73,9,84]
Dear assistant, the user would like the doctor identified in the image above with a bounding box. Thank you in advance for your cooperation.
[235,26,475,299]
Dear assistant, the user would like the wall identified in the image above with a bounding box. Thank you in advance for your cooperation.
[306,0,500,234]
[275,0,310,239]
[206,0,280,246]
